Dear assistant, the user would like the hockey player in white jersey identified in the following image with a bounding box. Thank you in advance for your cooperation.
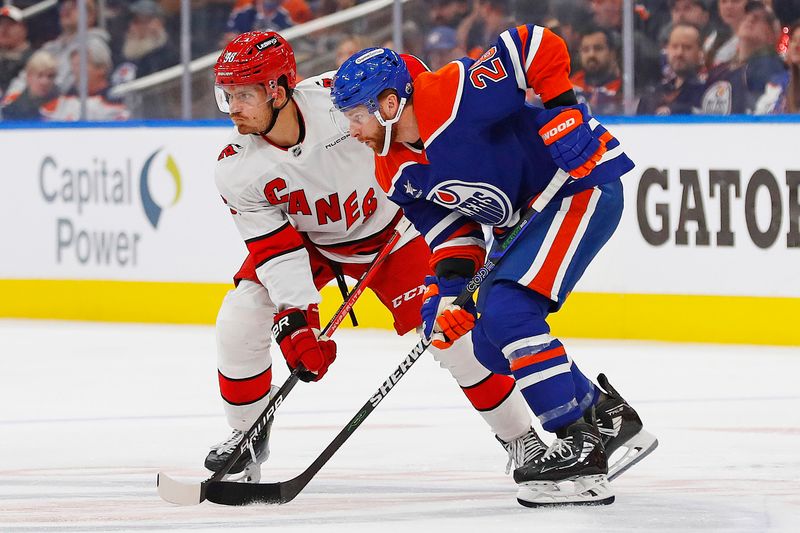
[206,31,546,483]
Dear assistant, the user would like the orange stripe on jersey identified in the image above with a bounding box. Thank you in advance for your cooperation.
[599,130,614,144]
[246,222,305,267]
[526,27,573,103]
[374,143,428,194]
[509,345,567,371]
[515,25,529,69]
[461,373,516,412]
[413,62,463,144]
[401,53,430,79]
[218,366,272,406]
[528,189,593,294]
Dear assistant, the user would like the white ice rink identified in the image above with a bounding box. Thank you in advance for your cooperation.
[1,320,799,532]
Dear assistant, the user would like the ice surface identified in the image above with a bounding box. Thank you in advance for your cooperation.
[1,320,798,532]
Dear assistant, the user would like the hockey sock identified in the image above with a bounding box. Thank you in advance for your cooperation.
[481,281,583,433]
[430,337,531,440]
[570,361,600,414]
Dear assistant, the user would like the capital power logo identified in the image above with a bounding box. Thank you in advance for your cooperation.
[140,148,183,228]
[39,146,183,268]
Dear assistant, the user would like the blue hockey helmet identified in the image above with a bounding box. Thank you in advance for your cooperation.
[331,47,413,114]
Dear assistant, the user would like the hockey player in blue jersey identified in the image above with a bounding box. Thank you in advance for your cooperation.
[331,25,658,507]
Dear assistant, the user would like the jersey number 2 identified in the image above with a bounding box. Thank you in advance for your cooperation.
[469,58,507,89]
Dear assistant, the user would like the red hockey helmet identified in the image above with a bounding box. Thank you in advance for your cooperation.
[214,31,297,111]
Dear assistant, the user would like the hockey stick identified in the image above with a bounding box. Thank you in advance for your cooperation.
[157,217,413,505]
[204,169,571,506]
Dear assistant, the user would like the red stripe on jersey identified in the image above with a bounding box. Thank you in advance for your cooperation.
[413,62,462,144]
[525,27,573,103]
[527,189,593,295]
[246,222,305,267]
[218,366,272,406]
[461,373,516,412]
[509,345,567,371]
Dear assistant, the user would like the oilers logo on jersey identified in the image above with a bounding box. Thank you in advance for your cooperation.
[428,180,513,226]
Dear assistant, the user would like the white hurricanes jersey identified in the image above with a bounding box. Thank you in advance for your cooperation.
[215,72,416,311]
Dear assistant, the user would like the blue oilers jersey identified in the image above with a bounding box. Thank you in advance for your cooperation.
[376,25,634,272]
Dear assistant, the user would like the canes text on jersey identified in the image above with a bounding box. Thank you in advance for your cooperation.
[263,178,378,229]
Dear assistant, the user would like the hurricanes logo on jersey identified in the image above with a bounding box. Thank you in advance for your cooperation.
[429,180,512,226]
[218,143,242,161]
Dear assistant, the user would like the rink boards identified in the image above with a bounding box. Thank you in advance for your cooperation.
[1,118,798,345]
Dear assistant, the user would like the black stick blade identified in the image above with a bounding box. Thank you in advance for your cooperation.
[205,480,287,505]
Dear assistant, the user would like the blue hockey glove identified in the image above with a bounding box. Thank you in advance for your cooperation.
[420,275,476,349]
[536,103,609,178]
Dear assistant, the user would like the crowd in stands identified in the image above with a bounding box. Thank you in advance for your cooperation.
[1,0,799,121]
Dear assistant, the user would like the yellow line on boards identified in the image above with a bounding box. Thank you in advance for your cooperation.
[1,280,797,346]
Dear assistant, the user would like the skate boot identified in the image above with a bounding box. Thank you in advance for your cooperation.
[513,418,614,507]
[594,373,658,481]
[204,387,276,482]
[497,427,548,474]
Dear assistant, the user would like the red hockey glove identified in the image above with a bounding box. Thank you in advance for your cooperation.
[420,276,476,349]
[537,103,608,179]
[272,307,337,382]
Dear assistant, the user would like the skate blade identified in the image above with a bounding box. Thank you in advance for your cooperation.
[517,474,614,508]
[608,428,658,481]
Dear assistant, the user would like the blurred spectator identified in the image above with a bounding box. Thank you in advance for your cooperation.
[702,1,785,113]
[549,1,594,68]
[225,0,312,39]
[706,0,748,67]
[458,0,516,59]
[756,19,800,112]
[39,0,112,94]
[314,0,359,17]
[772,0,800,25]
[429,0,471,28]
[0,6,32,99]
[283,0,315,22]
[335,34,369,67]
[513,0,551,26]
[1,50,58,120]
[424,25,465,70]
[571,27,623,115]
[40,40,129,121]
[659,0,713,44]
[112,0,179,85]
[638,23,706,114]
[382,20,425,58]
[589,0,662,86]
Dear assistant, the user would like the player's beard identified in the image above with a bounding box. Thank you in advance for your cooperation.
[362,124,395,154]
[230,101,274,135]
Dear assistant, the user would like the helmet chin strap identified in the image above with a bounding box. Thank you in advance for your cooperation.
[373,97,406,157]
[258,88,292,136]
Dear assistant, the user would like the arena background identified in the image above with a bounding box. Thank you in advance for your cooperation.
[2,0,799,345]
[1,116,798,345]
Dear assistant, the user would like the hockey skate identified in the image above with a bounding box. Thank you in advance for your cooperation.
[513,419,614,507]
[497,427,548,474]
[594,373,658,481]
[205,387,276,483]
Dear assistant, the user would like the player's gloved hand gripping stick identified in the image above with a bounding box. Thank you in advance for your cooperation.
[203,169,572,506]
[157,218,414,505]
